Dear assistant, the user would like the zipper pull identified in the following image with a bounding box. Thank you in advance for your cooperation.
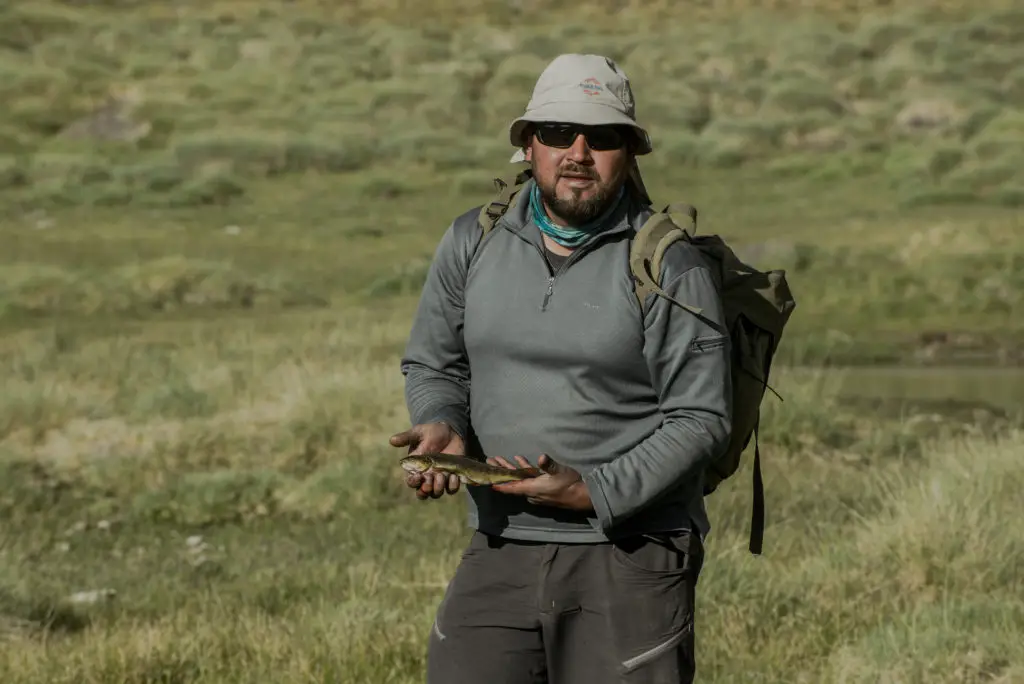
[541,277,554,311]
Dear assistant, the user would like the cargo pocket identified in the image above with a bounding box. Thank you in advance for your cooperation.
[431,590,450,641]
[431,531,488,642]
[606,533,700,681]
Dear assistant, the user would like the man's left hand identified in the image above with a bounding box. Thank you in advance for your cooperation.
[490,454,593,512]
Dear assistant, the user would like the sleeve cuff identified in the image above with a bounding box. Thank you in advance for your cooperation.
[417,408,469,442]
[583,468,616,533]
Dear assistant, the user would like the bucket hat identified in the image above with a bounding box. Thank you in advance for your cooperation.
[508,54,653,204]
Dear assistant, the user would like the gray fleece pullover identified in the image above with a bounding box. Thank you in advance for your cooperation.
[399,179,732,543]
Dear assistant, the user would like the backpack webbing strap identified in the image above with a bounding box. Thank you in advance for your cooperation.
[749,414,764,555]
[663,203,698,230]
[630,212,702,317]
[748,333,777,556]
[477,162,532,235]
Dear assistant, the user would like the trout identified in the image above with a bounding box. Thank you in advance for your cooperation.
[400,453,541,486]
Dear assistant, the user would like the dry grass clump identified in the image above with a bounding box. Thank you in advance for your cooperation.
[0,257,327,323]
[0,306,1021,682]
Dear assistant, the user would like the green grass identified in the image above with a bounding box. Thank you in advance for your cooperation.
[1,3,1023,210]
[1,315,1022,683]
[2,1,1023,360]
[4,169,1023,365]
[2,1,1024,681]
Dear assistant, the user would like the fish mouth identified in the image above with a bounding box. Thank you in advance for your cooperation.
[399,457,428,473]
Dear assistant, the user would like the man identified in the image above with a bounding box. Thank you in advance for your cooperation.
[389,53,732,683]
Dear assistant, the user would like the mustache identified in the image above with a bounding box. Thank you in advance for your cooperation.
[558,164,597,179]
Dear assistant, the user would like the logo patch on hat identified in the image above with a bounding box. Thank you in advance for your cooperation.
[579,77,604,96]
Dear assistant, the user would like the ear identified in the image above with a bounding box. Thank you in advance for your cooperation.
[521,125,535,162]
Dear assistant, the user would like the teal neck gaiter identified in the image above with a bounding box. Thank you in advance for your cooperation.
[530,182,626,249]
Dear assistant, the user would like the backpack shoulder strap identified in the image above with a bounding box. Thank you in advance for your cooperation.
[630,203,726,332]
[477,161,533,236]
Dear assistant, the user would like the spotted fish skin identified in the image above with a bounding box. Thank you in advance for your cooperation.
[400,453,541,485]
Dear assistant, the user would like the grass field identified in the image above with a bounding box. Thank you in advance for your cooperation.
[2,314,1023,682]
[2,1,1024,682]
[3,0,1024,362]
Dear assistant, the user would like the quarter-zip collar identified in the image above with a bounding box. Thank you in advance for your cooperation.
[492,177,653,311]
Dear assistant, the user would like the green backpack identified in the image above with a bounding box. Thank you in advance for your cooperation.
[476,164,797,555]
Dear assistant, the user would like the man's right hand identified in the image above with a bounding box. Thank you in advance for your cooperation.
[389,422,466,500]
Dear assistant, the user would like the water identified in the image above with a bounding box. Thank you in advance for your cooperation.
[790,365,1024,413]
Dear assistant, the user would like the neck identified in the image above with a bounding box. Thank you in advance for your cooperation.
[530,183,626,250]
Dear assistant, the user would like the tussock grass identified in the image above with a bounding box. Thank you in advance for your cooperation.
[0,310,1021,682]
[700,429,1024,682]
[0,257,328,323]
[0,3,1021,208]
[3,165,1023,363]
[2,1,1024,680]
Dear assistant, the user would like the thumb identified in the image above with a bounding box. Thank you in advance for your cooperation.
[389,427,419,448]
[537,454,560,474]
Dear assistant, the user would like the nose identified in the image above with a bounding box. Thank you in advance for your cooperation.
[566,132,593,162]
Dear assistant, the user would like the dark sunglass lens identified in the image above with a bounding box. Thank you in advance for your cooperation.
[585,127,625,150]
[536,125,578,148]
[535,124,626,150]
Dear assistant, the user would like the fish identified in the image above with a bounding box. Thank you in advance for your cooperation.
[399,453,542,486]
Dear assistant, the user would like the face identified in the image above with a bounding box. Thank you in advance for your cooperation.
[524,123,633,226]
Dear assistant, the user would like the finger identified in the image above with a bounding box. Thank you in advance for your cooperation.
[486,457,499,467]
[447,474,460,494]
[430,472,447,498]
[493,456,516,470]
[406,473,424,488]
[418,474,435,497]
[513,455,532,469]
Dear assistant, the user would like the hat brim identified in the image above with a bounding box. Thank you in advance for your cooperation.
[508,102,652,155]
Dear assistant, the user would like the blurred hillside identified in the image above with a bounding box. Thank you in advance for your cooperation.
[1,1,1022,210]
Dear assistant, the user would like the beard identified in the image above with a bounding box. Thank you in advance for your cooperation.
[533,161,624,226]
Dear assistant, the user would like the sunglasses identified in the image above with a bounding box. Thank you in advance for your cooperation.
[532,123,630,151]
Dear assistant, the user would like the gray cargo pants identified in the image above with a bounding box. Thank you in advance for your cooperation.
[426,528,704,684]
